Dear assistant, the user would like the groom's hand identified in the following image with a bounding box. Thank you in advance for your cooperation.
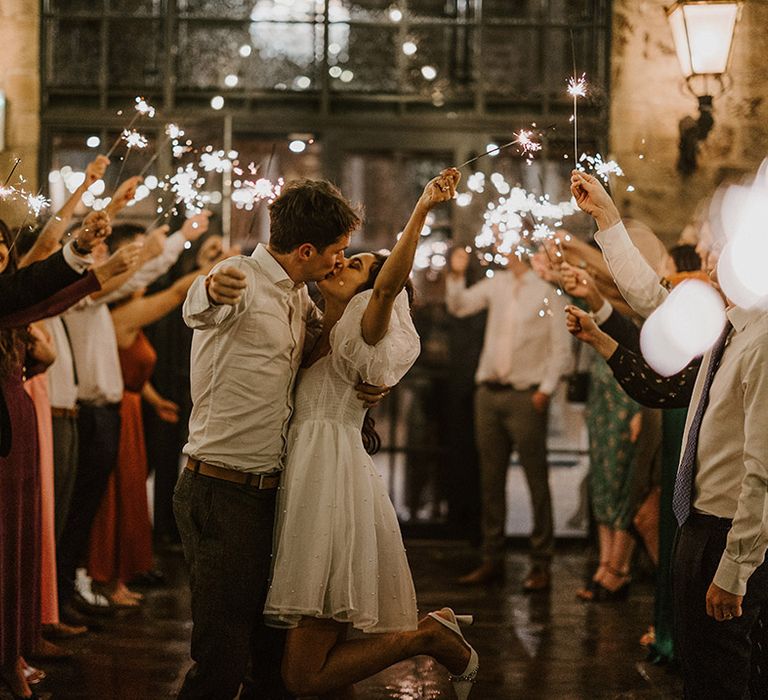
[206,265,247,305]
[356,382,391,408]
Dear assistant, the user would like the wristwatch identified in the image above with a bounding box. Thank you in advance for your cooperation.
[71,238,92,256]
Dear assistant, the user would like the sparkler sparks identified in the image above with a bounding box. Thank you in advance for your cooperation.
[567,73,587,164]
[567,74,587,99]
[121,129,149,150]
[232,176,284,209]
[578,153,625,184]
[134,97,156,118]
[27,193,51,217]
[513,129,542,160]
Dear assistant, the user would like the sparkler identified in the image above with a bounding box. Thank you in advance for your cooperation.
[105,97,157,157]
[137,123,185,179]
[567,74,587,165]
[578,153,624,184]
[457,130,543,170]
[2,158,21,188]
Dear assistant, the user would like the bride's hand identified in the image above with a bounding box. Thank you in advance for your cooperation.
[418,168,461,211]
[355,381,391,408]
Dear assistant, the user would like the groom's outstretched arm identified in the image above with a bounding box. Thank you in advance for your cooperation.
[183,262,248,329]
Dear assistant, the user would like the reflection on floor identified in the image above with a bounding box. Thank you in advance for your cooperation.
[37,542,682,699]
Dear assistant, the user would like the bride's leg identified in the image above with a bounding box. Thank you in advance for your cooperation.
[282,613,470,697]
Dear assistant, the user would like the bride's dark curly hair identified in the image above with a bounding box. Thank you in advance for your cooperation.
[353,252,415,455]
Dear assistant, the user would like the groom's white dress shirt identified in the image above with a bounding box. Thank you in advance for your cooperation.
[183,244,319,474]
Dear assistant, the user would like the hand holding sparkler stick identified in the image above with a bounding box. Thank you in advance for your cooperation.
[72,210,113,254]
[93,240,143,287]
[106,175,143,218]
[560,262,604,312]
[180,210,212,242]
[565,304,618,358]
[570,170,621,230]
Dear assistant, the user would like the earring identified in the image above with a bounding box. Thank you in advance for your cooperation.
[338,280,345,287]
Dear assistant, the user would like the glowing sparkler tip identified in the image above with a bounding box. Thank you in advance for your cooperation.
[513,129,543,157]
[567,74,587,98]
[165,123,184,140]
[121,128,149,150]
[27,193,52,217]
[134,97,157,118]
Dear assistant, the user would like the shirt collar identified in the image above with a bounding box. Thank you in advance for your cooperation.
[252,244,304,291]
[727,305,764,333]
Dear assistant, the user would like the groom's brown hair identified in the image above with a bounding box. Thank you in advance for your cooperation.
[268,179,361,254]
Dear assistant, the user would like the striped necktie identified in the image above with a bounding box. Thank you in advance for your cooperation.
[671,320,733,526]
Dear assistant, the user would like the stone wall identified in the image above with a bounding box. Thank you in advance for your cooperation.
[0,0,40,226]
[610,0,768,244]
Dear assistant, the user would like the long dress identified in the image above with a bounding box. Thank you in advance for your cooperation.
[87,331,156,583]
[585,354,642,530]
[0,350,41,665]
[265,289,420,633]
[24,373,59,625]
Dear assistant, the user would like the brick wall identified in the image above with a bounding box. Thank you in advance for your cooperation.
[0,0,40,226]
[609,0,768,245]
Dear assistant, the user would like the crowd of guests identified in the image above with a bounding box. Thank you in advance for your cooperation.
[0,151,765,699]
[0,154,235,698]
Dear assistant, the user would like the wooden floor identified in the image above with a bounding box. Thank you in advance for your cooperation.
[26,541,682,699]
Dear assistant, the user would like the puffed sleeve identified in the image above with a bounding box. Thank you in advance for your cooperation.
[330,289,420,386]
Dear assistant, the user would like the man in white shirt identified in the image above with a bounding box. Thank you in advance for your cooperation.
[569,169,768,699]
[56,216,205,621]
[175,179,383,700]
[446,249,572,591]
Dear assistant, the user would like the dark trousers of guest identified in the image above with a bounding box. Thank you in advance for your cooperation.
[52,412,79,544]
[174,468,290,700]
[56,402,121,604]
[673,513,768,699]
[474,384,553,566]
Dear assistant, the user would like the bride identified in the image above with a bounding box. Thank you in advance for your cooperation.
[264,167,479,699]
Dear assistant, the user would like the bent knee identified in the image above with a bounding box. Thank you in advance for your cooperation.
[282,664,317,697]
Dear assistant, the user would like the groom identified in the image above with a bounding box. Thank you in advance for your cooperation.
[175,179,386,699]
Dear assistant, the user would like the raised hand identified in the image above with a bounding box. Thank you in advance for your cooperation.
[561,262,604,312]
[142,225,169,261]
[110,175,143,212]
[418,167,461,211]
[206,265,247,306]
[570,170,621,230]
[530,250,560,284]
[181,210,213,242]
[85,155,110,188]
[92,240,142,286]
[565,304,617,359]
[74,211,112,252]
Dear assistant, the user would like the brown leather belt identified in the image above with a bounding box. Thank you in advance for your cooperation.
[51,406,79,419]
[185,458,280,490]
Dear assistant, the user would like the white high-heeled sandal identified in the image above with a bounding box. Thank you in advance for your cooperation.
[427,607,479,700]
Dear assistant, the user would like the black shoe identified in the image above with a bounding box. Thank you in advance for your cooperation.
[71,591,116,618]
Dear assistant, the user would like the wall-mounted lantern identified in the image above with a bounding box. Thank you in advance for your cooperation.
[665,1,741,174]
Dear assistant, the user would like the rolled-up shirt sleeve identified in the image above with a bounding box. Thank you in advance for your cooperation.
[183,258,249,329]
[713,340,768,596]
[594,221,669,319]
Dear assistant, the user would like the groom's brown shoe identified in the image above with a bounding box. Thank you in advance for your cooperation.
[457,561,504,586]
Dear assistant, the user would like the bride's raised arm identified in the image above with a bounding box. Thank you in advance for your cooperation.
[361,167,460,345]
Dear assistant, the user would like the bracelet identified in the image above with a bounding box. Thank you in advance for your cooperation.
[71,239,92,257]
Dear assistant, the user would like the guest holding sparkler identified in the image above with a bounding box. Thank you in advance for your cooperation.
[567,169,768,699]
[446,244,572,591]
[86,227,231,608]
[0,214,133,700]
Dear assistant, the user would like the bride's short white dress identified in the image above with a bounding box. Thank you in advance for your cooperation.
[264,289,421,633]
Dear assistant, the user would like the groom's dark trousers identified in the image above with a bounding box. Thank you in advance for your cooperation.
[174,466,292,699]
